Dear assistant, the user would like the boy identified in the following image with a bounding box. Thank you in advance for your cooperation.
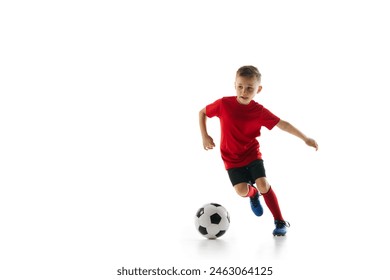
[199,65,318,236]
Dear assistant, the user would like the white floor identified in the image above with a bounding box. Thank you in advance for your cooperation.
[113,197,389,280]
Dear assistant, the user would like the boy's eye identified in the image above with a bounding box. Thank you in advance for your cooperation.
[247,87,253,91]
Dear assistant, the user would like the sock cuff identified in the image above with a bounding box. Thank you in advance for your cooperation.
[246,184,258,197]
[261,186,273,196]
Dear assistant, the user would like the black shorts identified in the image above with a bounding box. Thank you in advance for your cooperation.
[227,159,266,186]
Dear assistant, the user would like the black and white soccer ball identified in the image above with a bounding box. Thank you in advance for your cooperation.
[195,203,230,239]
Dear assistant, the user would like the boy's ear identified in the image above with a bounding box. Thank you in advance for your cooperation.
[257,85,263,94]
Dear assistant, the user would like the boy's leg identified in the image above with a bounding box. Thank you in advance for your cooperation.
[255,178,283,221]
[233,183,256,197]
[247,160,284,220]
[230,160,266,217]
[228,167,263,217]
[233,183,263,217]
[255,177,290,236]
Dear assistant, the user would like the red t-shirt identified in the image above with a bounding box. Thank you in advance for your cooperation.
[206,96,280,169]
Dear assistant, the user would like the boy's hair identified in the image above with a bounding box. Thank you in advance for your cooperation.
[236,65,261,83]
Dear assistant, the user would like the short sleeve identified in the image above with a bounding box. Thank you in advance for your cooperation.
[260,107,280,130]
[205,99,222,118]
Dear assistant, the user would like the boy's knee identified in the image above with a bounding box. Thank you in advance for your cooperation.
[234,183,249,197]
[255,178,270,194]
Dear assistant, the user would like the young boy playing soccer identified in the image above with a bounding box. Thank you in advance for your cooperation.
[199,65,318,236]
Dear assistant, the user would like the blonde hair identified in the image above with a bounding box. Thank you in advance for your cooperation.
[236,65,261,83]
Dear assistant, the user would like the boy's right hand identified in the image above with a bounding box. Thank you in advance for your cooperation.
[202,135,216,150]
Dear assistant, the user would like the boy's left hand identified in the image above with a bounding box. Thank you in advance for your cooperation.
[305,138,318,151]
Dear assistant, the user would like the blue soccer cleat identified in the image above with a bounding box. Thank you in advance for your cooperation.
[273,220,290,236]
[249,191,263,216]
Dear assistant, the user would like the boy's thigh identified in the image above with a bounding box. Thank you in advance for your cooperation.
[227,166,251,186]
[227,159,266,186]
[247,159,266,182]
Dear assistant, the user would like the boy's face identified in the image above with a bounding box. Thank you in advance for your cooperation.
[235,76,262,105]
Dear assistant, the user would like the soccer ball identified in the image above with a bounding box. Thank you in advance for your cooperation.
[195,203,230,239]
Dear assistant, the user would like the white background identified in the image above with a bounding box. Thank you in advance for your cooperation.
[1,1,389,279]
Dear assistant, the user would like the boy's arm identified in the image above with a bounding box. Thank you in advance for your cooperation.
[199,107,216,150]
[276,119,318,151]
